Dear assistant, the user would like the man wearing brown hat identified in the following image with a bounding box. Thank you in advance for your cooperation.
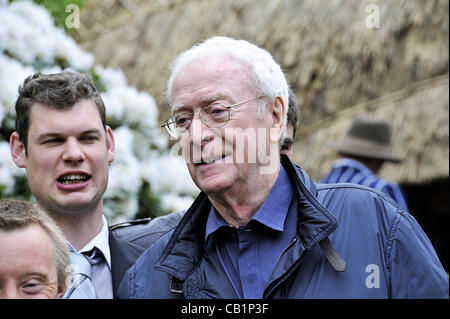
[321,116,408,211]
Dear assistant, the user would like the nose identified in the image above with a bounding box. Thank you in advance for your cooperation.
[182,117,215,164]
[189,116,214,146]
[0,284,20,299]
[62,137,86,163]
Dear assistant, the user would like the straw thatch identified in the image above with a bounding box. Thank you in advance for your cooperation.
[73,0,449,183]
[294,74,449,183]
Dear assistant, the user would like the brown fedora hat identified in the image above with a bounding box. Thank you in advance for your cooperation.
[330,116,404,163]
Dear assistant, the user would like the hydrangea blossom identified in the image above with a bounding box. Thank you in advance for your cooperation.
[160,193,196,214]
[0,53,35,114]
[0,0,197,222]
[0,141,25,177]
[94,65,128,89]
[0,141,26,195]
[0,101,4,124]
[0,1,94,69]
[142,154,199,197]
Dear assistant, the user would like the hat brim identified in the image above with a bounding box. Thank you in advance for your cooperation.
[330,137,404,163]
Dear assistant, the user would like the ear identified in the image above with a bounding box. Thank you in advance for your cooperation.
[105,126,115,163]
[56,284,65,299]
[10,132,27,168]
[269,96,286,144]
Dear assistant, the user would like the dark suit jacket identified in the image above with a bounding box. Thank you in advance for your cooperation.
[111,211,185,250]
[109,230,145,297]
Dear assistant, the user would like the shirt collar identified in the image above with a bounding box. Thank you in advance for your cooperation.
[251,165,292,231]
[77,215,112,269]
[205,165,293,240]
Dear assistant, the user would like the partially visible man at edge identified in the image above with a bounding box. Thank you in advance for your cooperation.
[280,88,299,158]
[9,71,145,298]
[0,199,70,299]
[117,36,448,299]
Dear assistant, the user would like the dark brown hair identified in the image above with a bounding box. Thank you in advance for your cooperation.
[287,88,299,138]
[14,71,106,151]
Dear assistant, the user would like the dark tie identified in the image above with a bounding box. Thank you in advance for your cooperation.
[83,248,104,267]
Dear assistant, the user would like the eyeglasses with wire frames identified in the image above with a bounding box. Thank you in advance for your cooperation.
[161,95,265,139]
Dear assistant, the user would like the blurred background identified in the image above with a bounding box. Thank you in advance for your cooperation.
[0,0,448,270]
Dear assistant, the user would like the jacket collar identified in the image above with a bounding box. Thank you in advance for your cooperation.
[109,231,145,296]
[280,154,338,250]
[155,154,338,280]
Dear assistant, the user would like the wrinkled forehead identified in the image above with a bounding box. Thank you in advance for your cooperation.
[169,54,255,112]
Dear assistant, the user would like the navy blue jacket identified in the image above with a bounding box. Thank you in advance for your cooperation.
[118,156,448,298]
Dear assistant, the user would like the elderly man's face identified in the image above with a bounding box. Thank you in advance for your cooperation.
[0,224,64,299]
[171,55,284,194]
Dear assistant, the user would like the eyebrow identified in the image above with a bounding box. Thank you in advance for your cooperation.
[172,93,228,113]
[22,271,50,281]
[80,129,102,136]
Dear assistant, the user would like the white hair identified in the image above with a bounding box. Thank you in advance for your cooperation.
[166,36,290,132]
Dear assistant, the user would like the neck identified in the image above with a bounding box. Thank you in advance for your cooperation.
[38,201,105,251]
[208,162,280,227]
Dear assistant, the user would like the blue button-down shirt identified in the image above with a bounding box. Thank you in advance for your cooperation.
[320,158,408,211]
[205,166,297,298]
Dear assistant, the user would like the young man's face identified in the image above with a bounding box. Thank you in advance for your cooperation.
[0,224,64,299]
[11,99,115,217]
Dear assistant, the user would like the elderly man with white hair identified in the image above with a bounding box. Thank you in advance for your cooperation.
[117,36,448,299]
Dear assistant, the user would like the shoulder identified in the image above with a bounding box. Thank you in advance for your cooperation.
[110,211,186,250]
[315,182,405,232]
[316,182,403,210]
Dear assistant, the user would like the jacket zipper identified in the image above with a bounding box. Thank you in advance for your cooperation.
[276,237,297,264]
[263,237,300,298]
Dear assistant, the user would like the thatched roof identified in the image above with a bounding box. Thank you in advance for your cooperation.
[294,74,449,183]
[73,0,449,183]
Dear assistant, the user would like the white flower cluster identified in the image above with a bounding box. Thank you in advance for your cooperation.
[0,1,93,69]
[0,53,36,116]
[0,0,198,221]
[0,140,25,194]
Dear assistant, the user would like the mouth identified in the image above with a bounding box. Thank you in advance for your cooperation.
[197,154,229,165]
[57,173,91,185]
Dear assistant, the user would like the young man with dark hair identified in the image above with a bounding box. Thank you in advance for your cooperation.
[10,71,145,298]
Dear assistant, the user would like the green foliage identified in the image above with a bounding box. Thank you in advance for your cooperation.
[34,0,85,31]
[12,175,32,200]
[0,115,15,142]
[135,181,164,219]
[90,70,107,93]
[9,0,86,31]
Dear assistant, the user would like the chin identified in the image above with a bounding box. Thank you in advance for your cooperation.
[194,177,233,195]
[52,194,100,214]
